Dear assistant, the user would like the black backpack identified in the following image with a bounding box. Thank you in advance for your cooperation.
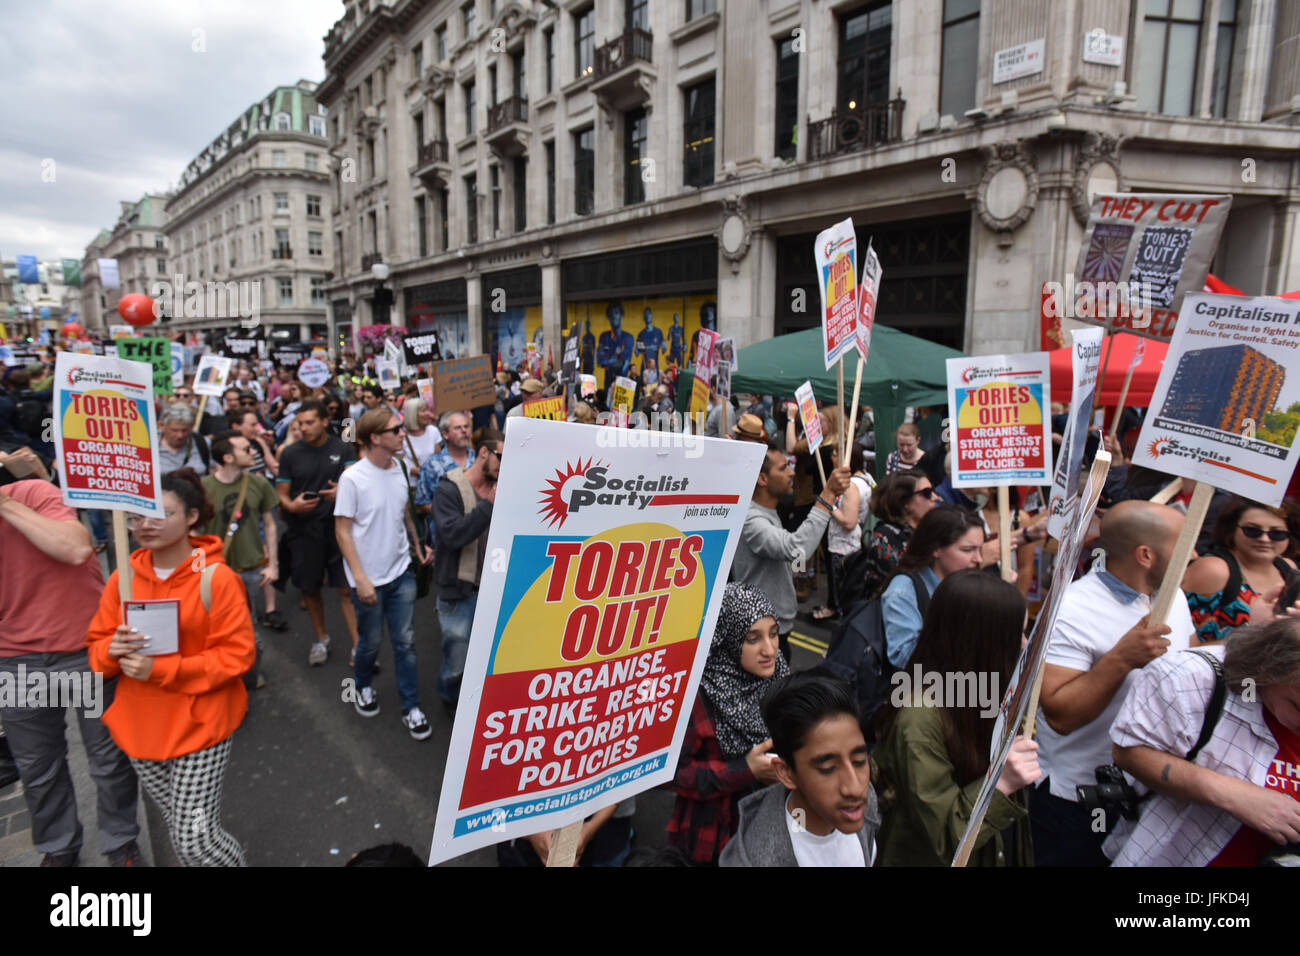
[824,570,931,729]
[1208,547,1296,617]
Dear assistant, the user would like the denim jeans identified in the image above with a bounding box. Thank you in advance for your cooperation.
[351,568,420,712]
[436,591,478,705]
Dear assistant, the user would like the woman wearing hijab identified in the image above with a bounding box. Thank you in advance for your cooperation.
[666,584,788,864]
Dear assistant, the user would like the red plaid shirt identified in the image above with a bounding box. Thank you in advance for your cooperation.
[664,694,758,865]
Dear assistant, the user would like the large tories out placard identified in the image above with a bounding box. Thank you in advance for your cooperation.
[946,352,1052,487]
[429,419,765,864]
[814,218,859,367]
[53,351,163,517]
[1130,293,1300,506]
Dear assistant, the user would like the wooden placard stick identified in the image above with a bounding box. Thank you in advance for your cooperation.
[998,485,1014,583]
[1147,480,1214,628]
[836,359,845,465]
[112,511,132,606]
[546,820,584,868]
[1108,360,1138,446]
[1150,477,1183,505]
[845,357,864,465]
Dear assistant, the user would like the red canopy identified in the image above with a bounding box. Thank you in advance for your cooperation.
[1049,332,1167,406]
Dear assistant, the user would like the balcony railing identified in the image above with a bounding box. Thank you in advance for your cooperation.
[417,138,449,167]
[486,96,528,135]
[271,247,293,260]
[595,28,652,79]
[807,99,905,161]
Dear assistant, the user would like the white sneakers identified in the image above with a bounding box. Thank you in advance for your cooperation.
[308,639,329,666]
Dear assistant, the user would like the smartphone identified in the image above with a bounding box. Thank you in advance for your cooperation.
[302,492,320,501]
[1278,577,1300,616]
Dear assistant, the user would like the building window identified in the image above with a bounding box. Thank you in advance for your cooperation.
[308,231,323,256]
[574,127,594,215]
[275,229,291,258]
[366,137,376,178]
[940,0,979,118]
[333,116,341,143]
[574,7,594,78]
[625,108,647,205]
[466,174,478,243]
[687,0,717,19]
[309,115,326,137]
[278,277,294,305]
[489,64,498,107]
[272,150,287,168]
[157,258,167,273]
[311,276,326,305]
[464,81,477,135]
[544,28,555,93]
[513,156,527,233]
[435,25,447,61]
[365,75,374,105]
[838,2,893,115]
[307,194,322,217]
[368,211,379,256]
[155,235,165,249]
[545,140,556,224]
[414,112,425,147]
[683,78,715,188]
[274,192,289,214]
[305,152,319,172]
[463,1,477,38]
[774,37,799,160]
[416,196,428,256]
[275,112,291,131]
[412,44,424,78]
[491,165,501,235]
[627,0,649,30]
[438,187,450,249]
[1211,0,1237,119]
[512,49,526,101]
[1138,0,1203,116]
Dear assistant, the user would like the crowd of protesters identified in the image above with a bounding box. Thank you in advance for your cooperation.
[2,340,1299,869]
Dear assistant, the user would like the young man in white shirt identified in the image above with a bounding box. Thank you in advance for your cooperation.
[335,408,434,740]
[720,671,880,867]
[1031,499,1195,866]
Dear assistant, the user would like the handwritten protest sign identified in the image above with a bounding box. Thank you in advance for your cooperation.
[114,337,173,395]
[428,419,765,864]
[433,355,495,411]
[1072,193,1231,340]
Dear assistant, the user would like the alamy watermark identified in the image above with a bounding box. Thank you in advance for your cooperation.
[890,665,1001,719]
[150,273,261,327]
[0,665,105,718]
[1042,273,1155,328]
[594,411,707,459]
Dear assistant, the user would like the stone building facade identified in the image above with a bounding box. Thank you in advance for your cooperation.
[80,196,171,333]
[162,81,335,344]
[319,0,1300,366]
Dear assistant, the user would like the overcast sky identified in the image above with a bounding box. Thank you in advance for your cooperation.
[0,0,343,262]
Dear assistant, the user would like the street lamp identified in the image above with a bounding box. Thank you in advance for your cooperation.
[371,261,392,324]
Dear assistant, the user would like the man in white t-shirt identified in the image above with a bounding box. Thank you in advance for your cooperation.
[720,672,880,867]
[1030,499,1194,866]
[335,408,434,740]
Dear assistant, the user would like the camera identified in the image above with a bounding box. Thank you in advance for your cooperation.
[1076,764,1143,822]
[1278,577,1300,616]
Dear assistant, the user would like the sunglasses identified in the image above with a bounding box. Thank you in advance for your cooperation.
[1239,525,1289,542]
[377,425,403,436]
[909,486,937,499]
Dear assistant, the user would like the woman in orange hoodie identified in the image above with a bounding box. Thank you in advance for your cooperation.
[87,468,255,866]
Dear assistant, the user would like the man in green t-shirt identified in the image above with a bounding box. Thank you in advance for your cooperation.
[203,432,281,689]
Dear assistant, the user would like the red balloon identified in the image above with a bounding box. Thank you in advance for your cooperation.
[61,322,86,338]
[117,293,157,327]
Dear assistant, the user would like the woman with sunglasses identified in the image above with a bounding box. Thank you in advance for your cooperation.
[1183,496,1297,643]
[856,468,939,603]
[86,469,255,866]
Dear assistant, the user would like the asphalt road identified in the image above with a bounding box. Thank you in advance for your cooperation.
[146,578,831,868]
